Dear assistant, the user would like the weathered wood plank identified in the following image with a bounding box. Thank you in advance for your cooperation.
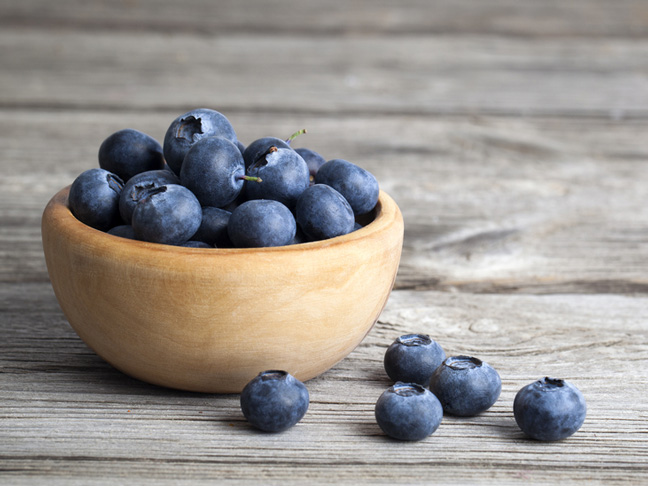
[2,110,647,294]
[2,28,648,117]
[3,0,648,38]
[1,283,647,484]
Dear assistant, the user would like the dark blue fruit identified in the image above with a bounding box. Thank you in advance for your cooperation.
[315,159,379,216]
[384,334,446,386]
[192,207,232,248]
[294,147,326,182]
[245,147,310,209]
[514,377,586,441]
[295,184,354,241]
[429,356,501,417]
[240,370,309,433]
[131,184,202,246]
[107,224,136,240]
[163,108,237,175]
[182,240,212,248]
[228,199,296,248]
[119,169,180,224]
[375,382,443,441]
[68,168,123,231]
[98,128,165,182]
[180,136,247,208]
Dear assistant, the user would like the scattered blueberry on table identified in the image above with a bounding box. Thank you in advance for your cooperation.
[383,333,446,386]
[514,377,587,441]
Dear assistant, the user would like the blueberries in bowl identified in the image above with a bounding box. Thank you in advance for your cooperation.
[68,168,124,231]
[514,377,586,441]
[240,370,309,433]
[242,136,292,172]
[163,108,238,175]
[98,128,165,182]
[429,356,501,417]
[119,169,180,224]
[375,382,443,441]
[131,184,202,246]
[384,334,446,386]
[295,184,355,241]
[228,199,296,248]
[315,158,379,216]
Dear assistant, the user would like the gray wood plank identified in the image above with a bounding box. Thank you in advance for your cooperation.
[2,109,647,294]
[3,0,648,38]
[3,28,648,117]
[1,283,647,485]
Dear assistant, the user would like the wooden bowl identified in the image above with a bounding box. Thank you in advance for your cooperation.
[41,186,404,393]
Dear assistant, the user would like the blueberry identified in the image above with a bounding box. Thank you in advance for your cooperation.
[240,370,309,433]
[315,159,379,216]
[294,147,326,182]
[514,377,586,441]
[107,224,136,240]
[192,206,232,248]
[98,128,165,182]
[68,168,124,231]
[429,356,501,416]
[131,184,202,246]
[375,382,443,441]
[295,184,354,241]
[241,136,290,169]
[119,169,181,224]
[163,108,238,175]
[384,334,446,386]
[245,147,310,209]
[180,136,247,208]
[228,199,296,248]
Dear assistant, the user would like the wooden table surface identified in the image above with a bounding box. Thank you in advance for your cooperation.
[2,1,648,484]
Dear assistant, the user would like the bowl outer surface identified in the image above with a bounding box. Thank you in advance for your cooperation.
[42,187,404,393]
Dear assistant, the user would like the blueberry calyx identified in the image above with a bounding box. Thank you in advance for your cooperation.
[175,116,204,142]
[538,377,565,390]
[397,334,432,347]
[445,356,483,370]
[106,173,124,193]
[259,370,289,382]
[142,185,168,199]
[391,382,427,398]
[248,146,278,172]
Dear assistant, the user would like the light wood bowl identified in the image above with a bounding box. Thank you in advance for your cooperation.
[41,186,404,393]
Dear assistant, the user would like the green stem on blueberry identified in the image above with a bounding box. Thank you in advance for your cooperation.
[238,175,263,183]
[285,129,307,144]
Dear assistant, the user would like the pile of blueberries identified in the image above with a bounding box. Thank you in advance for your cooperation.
[242,334,587,442]
[68,108,380,248]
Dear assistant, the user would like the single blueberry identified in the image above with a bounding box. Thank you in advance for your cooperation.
[245,147,310,209]
[119,169,181,224]
[240,370,309,433]
[192,206,232,248]
[375,382,443,441]
[514,377,587,441]
[228,199,296,248]
[98,128,165,182]
[131,184,202,246]
[314,159,379,216]
[68,168,124,231]
[163,108,238,175]
[295,184,355,241]
[294,147,326,183]
[429,356,501,417]
[384,334,446,386]
[180,136,247,208]
[107,224,136,240]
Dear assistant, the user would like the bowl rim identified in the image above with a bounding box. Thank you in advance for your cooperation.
[43,186,402,257]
